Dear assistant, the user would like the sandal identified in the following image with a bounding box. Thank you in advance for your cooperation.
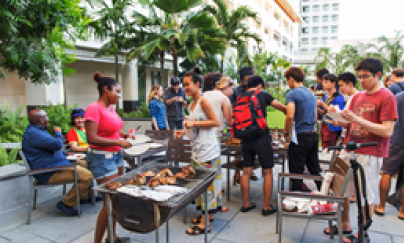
[344,232,370,243]
[323,225,352,235]
[250,173,258,181]
[192,214,214,224]
[240,202,256,212]
[186,225,211,235]
[217,206,229,212]
[262,205,277,216]
[374,207,385,216]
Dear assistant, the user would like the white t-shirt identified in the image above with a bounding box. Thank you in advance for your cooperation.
[203,90,228,137]
[341,93,357,137]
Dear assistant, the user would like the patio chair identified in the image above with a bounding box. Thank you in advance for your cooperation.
[19,150,95,224]
[276,156,352,243]
[145,129,173,140]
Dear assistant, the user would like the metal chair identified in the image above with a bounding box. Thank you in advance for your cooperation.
[19,150,89,224]
[276,156,353,243]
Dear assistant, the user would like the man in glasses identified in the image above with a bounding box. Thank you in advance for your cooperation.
[22,110,94,217]
[324,58,397,243]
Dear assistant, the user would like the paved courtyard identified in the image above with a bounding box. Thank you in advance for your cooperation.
[0,160,403,243]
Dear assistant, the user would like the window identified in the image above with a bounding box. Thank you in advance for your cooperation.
[312,38,319,45]
[331,25,338,33]
[323,4,329,11]
[302,5,309,13]
[303,16,309,23]
[302,27,309,34]
[312,27,319,33]
[313,16,319,22]
[151,71,162,86]
[322,37,328,44]
[313,5,319,12]
[331,36,338,40]
[312,47,319,51]
[301,38,309,45]
[303,0,309,2]
[332,3,339,11]
[322,15,329,22]
[322,26,328,33]
[332,15,339,22]
[300,48,308,52]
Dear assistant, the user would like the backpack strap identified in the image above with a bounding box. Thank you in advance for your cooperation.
[325,92,340,106]
[397,82,404,92]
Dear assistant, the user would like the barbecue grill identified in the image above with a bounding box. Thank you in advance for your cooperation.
[93,162,217,243]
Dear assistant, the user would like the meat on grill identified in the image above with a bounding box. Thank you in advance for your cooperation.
[105,181,122,190]
[146,178,160,187]
[141,170,155,177]
[125,175,146,186]
[174,172,187,179]
[156,168,174,178]
[182,165,196,176]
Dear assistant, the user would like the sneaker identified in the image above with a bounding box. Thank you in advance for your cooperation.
[80,196,103,204]
[56,201,79,216]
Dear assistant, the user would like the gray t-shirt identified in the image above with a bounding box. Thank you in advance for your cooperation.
[388,81,404,95]
[286,86,316,134]
[390,92,404,147]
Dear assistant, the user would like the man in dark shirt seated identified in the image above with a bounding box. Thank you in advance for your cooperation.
[22,110,94,216]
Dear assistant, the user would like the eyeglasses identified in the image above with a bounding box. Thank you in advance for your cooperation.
[357,74,374,80]
[41,115,49,119]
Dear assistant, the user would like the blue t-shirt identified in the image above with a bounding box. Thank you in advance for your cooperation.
[148,98,167,129]
[388,81,404,95]
[390,92,404,147]
[311,83,323,91]
[286,86,316,134]
[323,93,345,132]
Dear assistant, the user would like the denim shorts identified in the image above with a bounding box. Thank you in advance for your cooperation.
[86,151,124,179]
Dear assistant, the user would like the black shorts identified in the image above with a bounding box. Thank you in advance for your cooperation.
[382,143,404,175]
[241,133,274,169]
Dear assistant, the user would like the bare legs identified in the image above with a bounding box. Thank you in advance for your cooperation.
[241,167,273,210]
[375,174,392,214]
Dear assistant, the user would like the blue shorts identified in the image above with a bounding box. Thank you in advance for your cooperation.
[86,151,124,179]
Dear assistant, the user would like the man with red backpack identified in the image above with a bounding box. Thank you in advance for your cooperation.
[235,76,286,216]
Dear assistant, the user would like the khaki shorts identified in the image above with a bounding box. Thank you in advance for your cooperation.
[338,150,382,205]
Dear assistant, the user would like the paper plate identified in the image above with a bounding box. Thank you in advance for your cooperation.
[150,143,163,149]
[124,143,151,156]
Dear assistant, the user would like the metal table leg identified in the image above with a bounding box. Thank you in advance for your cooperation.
[154,203,160,243]
[105,194,114,243]
[226,154,230,201]
[166,220,170,243]
[204,189,208,243]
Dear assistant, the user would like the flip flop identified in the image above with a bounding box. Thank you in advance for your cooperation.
[323,225,352,235]
[250,173,258,181]
[192,214,214,224]
[398,215,404,220]
[262,205,277,216]
[185,225,211,235]
[343,232,370,243]
[240,202,256,212]
[374,208,385,216]
[218,206,229,212]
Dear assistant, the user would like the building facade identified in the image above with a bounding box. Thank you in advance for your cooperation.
[2,0,300,113]
[293,0,340,74]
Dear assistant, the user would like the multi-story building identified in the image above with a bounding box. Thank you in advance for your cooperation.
[2,0,301,113]
[293,0,340,75]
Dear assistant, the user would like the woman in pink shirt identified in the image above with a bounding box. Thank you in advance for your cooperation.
[85,71,132,243]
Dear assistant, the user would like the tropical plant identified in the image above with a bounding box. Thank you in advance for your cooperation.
[204,0,261,74]
[374,30,404,72]
[0,99,29,143]
[127,0,226,76]
[39,103,77,135]
[0,0,91,84]
[0,146,20,167]
[89,0,134,109]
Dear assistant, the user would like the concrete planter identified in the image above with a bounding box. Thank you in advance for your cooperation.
[122,118,152,134]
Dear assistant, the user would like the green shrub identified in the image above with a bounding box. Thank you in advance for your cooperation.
[0,99,29,143]
[39,103,76,135]
[117,102,151,119]
[0,146,20,167]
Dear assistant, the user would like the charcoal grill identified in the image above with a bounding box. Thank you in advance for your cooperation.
[93,162,217,243]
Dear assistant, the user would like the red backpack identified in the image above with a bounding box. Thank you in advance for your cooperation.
[232,90,268,139]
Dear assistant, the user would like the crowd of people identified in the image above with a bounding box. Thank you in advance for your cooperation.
[20,56,404,243]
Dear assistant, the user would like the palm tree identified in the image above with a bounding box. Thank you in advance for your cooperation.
[89,0,133,108]
[204,0,261,74]
[314,47,335,72]
[126,0,225,76]
[375,30,404,71]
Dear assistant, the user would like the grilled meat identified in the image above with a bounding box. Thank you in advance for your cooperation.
[156,168,174,178]
[146,178,160,187]
[125,175,146,186]
[105,181,122,190]
[175,172,187,179]
[141,170,156,177]
[182,165,196,175]
[165,177,176,185]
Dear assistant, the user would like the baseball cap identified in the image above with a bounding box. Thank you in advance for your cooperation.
[216,77,234,89]
[171,77,180,85]
[71,108,85,118]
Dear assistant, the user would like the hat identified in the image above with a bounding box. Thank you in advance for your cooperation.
[71,108,85,118]
[216,77,234,89]
[171,77,180,85]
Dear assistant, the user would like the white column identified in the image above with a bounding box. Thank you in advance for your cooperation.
[122,59,139,112]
